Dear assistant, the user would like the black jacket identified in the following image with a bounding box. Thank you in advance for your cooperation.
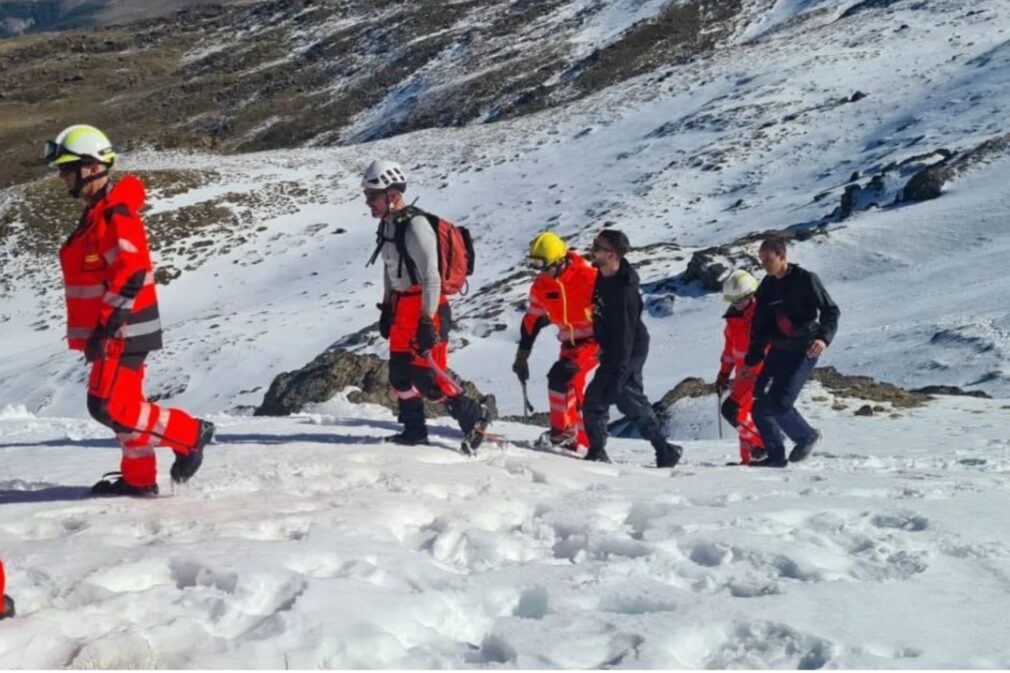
[592,258,650,382]
[745,263,840,366]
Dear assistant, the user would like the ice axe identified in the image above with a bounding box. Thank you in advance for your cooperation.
[716,390,724,440]
[520,381,535,421]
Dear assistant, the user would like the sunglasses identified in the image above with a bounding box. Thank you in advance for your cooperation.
[364,190,387,203]
[590,242,616,254]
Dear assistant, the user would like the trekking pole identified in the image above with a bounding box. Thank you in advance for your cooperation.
[520,381,535,421]
[716,391,724,440]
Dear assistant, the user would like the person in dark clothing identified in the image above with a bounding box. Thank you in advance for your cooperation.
[582,230,682,467]
[742,237,840,467]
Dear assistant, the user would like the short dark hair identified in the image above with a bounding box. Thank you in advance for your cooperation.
[759,236,788,257]
[596,229,631,257]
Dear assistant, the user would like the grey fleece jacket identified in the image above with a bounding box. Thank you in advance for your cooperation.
[381,213,441,317]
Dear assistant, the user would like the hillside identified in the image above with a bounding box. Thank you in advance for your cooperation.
[0,0,747,187]
[2,0,1010,668]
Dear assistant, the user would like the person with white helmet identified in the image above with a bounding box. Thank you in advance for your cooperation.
[742,237,840,467]
[513,232,599,452]
[43,124,214,496]
[362,159,491,451]
[716,269,767,465]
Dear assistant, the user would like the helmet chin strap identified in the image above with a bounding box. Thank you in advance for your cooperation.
[68,164,109,199]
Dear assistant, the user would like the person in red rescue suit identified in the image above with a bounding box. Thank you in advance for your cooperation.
[0,559,14,620]
[716,270,767,465]
[512,232,598,451]
[363,160,491,452]
[45,124,215,497]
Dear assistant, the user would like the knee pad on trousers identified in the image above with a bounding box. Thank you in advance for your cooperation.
[721,397,741,428]
[389,353,414,393]
[410,364,445,401]
[547,359,579,392]
[87,395,134,434]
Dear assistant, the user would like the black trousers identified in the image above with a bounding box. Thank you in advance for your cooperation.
[583,353,662,454]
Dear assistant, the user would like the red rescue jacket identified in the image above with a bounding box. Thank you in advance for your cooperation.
[58,176,162,354]
[520,252,597,350]
[720,299,766,398]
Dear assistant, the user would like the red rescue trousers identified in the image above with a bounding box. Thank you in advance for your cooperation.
[388,290,456,401]
[87,343,201,487]
[731,378,764,464]
[547,340,598,448]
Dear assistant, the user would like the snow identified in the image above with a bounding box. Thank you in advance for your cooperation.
[3,0,1010,666]
[3,394,1010,668]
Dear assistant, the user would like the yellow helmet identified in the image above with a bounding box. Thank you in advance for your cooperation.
[43,124,116,167]
[528,231,568,267]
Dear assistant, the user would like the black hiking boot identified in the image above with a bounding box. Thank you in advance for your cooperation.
[461,396,494,455]
[788,429,822,463]
[584,447,612,463]
[384,428,430,446]
[1,594,14,620]
[91,471,159,497]
[655,441,683,468]
[171,420,215,485]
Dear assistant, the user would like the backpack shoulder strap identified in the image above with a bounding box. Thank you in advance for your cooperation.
[392,208,422,284]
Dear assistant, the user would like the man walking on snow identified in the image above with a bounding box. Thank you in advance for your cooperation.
[513,232,598,453]
[716,270,767,465]
[363,160,491,452]
[743,237,840,467]
[581,229,682,467]
[44,124,214,496]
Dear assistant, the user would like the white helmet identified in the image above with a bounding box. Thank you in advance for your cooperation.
[43,124,116,167]
[722,269,759,303]
[361,160,406,191]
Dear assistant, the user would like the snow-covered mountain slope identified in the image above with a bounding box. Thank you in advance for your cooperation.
[2,0,1010,667]
[1,0,1007,419]
[2,392,1010,668]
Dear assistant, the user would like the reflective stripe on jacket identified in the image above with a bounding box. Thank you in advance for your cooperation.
[520,252,597,350]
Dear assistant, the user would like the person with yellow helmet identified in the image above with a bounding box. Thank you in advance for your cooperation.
[513,232,599,452]
[43,124,214,496]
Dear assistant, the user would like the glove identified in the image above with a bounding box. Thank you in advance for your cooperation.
[512,349,531,382]
[377,302,392,340]
[415,316,439,354]
[715,371,730,394]
[84,322,114,362]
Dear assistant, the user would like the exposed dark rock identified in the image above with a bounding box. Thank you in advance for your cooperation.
[610,376,713,437]
[255,347,497,419]
[911,385,992,399]
[902,166,945,202]
[811,366,930,408]
[854,404,874,416]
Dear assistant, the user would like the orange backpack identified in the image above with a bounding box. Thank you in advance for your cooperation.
[369,206,475,295]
